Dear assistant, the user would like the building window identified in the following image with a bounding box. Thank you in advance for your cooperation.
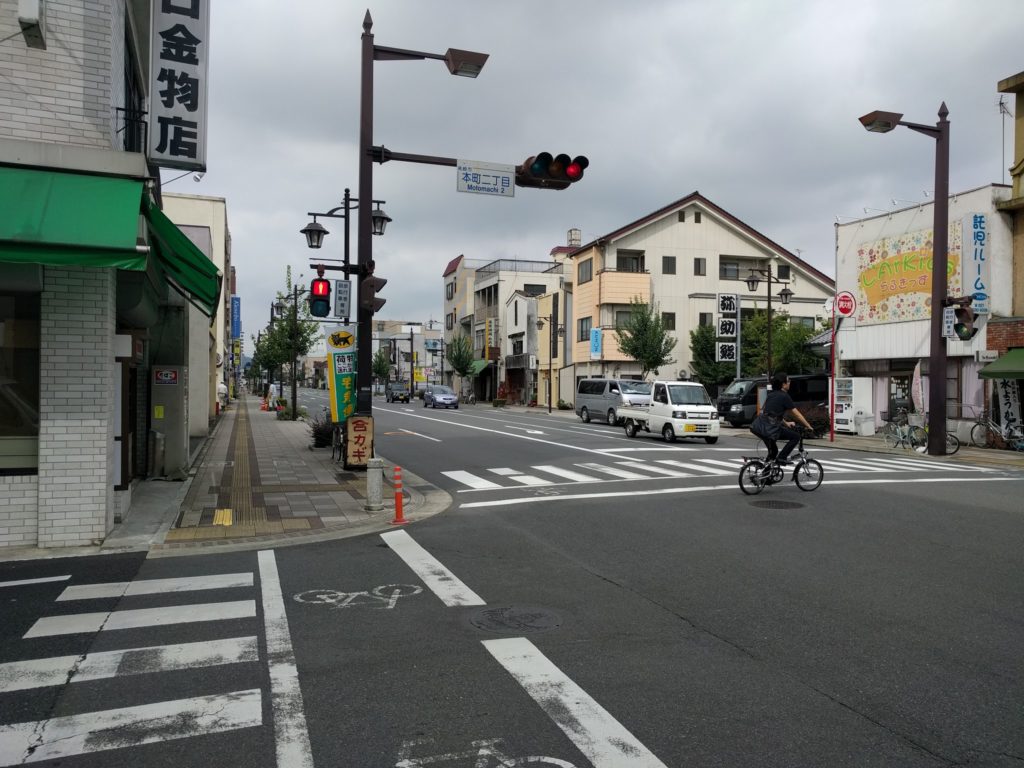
[790,316,815,329]
[662,312,676,331]
[616,250,644,273]
[694,211,702,223]
[578,316,592,339]
[678,210,686,222]
[699,312,713,327]
[662,256,676,275]
[446,313,454,330]
[523,283,546,296]
[719,259,739,280]
[446,282,455,300]
[694,257,706,276]
[777,264,791,280]
[578,259,593,284]
[0,291,40,473]
[615,310,633,328]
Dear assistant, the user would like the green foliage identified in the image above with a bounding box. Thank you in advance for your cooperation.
[688,324,735,391]
[445,334,474,377]
[741,311,821,375]
[372,347,391,383]
[612,297,676,379]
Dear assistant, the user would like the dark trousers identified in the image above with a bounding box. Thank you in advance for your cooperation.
[766,426,801,461]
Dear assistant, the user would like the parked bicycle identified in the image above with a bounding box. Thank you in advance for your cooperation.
[969,408,1024,450]
[879,407,928,451]
[739,430,823,495]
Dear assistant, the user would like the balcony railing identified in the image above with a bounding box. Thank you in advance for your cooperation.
[505,353,533,370]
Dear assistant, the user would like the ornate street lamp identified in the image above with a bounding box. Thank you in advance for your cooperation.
[745,267,793,380]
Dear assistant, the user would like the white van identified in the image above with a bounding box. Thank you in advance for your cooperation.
[575,378,652,425]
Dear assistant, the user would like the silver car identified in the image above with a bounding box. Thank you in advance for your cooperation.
[424,384,459,409]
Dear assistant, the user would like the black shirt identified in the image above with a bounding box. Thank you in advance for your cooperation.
[763,389,796,419]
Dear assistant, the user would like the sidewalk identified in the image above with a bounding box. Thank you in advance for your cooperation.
[99,394,449,557]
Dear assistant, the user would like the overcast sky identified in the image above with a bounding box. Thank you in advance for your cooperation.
[160,1,1022,353]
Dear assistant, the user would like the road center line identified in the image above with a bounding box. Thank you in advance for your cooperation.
[258,550,314,768]
[399,428,443,442]
[381,530,486,606]
[483,637,668,768]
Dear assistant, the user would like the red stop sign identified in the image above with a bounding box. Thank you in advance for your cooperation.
[836,291,857,317]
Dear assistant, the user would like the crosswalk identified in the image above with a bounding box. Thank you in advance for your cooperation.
[0,569,267,765]
[442,454,993,491]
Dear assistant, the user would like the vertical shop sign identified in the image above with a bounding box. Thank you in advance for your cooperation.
[148,0,210,170]
[326,325,357,424]
[961,213,990,315]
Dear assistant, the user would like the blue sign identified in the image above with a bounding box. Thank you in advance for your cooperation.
[231,296,241,339]
[589,327,602,359]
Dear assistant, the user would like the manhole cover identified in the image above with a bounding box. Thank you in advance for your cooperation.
[750,500,805,509]
[469,606,562,635]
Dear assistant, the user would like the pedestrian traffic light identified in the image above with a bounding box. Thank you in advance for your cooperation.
[359,262,387,313]
[953,305,978,340]
[516,152,589,190]
[309,277,331,317]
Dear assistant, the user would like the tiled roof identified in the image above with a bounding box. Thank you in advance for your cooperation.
[442,254,463,277]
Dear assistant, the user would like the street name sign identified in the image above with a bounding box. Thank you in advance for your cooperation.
[457,160,514,197]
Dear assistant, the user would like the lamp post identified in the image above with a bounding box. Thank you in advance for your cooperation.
[358,11,488,416]
[744,267,793,380]
[859,103,950,456]
[536,316,564,414]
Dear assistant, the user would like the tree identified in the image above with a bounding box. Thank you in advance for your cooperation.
[688,324,735,392]
[266,268,322,418]
[613,296,676,379]
[446,334,474,397]
[372,347,391,388]
[741,310,821,376]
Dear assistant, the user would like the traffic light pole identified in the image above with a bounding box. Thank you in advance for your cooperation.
[357,15,375,415]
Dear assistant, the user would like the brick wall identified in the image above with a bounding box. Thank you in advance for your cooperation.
[986,318,1024,355]
[0,0,114,149]
[37,267,116,547]
[0,476,39,547]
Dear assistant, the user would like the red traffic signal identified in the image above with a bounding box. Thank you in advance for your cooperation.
[517,153,589,190]
[309,277,331,317]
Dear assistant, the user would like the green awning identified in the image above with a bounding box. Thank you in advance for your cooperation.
[143,197,222,317]
[469,359,490,375]
[979,348,1024,380]
[0,166,147,269]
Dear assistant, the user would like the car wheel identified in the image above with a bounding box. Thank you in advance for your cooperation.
[625,421,637,438]
[423,398,427,407]
[662,424,676,443]
[607,408,617,425]
[728,420,743,428]
[705,436,719,444]
[454,405,459,409]
[580,407,590,423]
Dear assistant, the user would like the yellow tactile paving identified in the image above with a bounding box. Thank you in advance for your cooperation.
[281,519,311,531]
[232,399,267,524]
[212,508,232,526]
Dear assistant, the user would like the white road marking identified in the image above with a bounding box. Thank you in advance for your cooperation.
[575,462,649,480]
[399,428,443,442]
[531,465,604,482]
[873,457,986,472]
[816,458,891,472]
[459,476,1018,509]
[615,461,693,477]
[489,467,521,476]
[656,459,735,475]
[57,572,254,601]
[0,637,259,693]
[259,549,314,768]
[23,600,256,638]
[0,690,262,764]
[441,471,502,489]
[381,529,486,607]
[483,637,667,768]
[0,576,70,589]
[490,467,553,485]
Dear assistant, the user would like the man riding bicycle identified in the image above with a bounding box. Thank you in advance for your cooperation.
[760,371,813,465]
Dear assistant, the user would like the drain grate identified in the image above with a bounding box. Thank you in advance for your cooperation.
[469,606,562,635]
[751,500,805,510]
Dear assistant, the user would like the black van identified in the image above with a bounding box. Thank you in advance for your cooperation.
[717,373,829,427]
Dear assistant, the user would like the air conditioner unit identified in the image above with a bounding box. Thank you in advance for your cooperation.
[529,355,537,369]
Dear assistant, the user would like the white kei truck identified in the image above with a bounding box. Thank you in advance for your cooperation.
[616,380,721,443]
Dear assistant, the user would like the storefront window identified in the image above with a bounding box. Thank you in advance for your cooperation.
[0,292,40,472]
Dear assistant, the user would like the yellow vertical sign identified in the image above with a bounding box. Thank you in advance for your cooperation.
[325,325,357,423]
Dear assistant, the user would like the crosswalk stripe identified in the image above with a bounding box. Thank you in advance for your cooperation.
[0,689,262,763]
[615,461,693,477]
[506,475,553,486]
[381,530,486,607]
[441,471,502,489]
[816,458,891,472]
[530,465,604,482]
[873,457,981,472]
[0,576,70,589]
[57,573,254,601]
[0,637,259,693]
[23,600,256,638]
[575,462,649,479]
[655,459,735,475]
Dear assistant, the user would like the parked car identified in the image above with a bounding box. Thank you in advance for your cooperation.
[423,384,458,409]
[385,381,410,403]
[716,376,767,426]
[575,378,652,425]
[716,373,830,432]
[618,380,720,443]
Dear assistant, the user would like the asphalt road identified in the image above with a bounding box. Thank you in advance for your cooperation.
[2,400,1022,767]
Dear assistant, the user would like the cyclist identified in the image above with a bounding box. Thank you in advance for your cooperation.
[762,371,814,465]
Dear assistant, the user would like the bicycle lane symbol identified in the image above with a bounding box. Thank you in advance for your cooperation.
[395,737,578,767]
[293,583,423,610]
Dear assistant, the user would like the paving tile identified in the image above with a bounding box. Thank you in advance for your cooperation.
[281,519,311,531]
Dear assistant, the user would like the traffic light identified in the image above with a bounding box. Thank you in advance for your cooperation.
[359,264,387,313]
[516,152,589,190]
[309,277,331,317]
[953,305,978,341]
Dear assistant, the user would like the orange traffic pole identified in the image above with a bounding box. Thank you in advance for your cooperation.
[391,466,407,525]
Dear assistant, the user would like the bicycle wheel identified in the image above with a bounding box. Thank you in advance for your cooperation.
[793,458,823,491]
[754,439,771,461]
[970,422,992,448]
[945,432,960,455]
[907,426,928,451]
[739,460,767,495]
[882,423,900,449]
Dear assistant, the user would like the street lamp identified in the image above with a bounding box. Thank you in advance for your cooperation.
[358,10,488,416]
[536,316,564,414]
[744,267,793,380]
[859,103,950,457]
